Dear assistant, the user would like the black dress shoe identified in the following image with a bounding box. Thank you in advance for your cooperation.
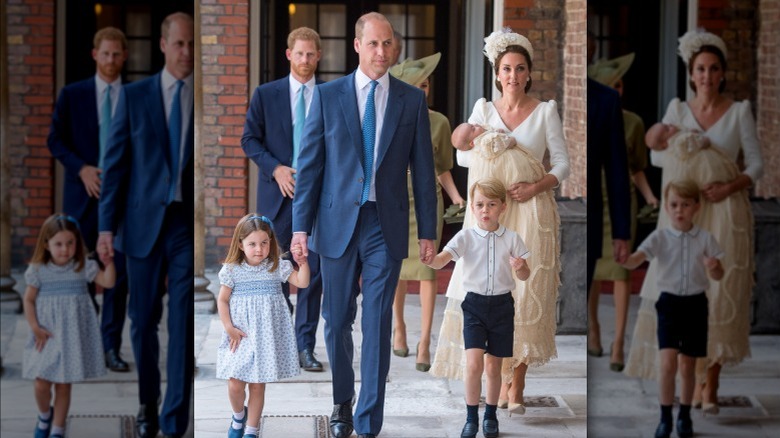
[330,402,354,438]
[483,418,499,438]
[105,349,130,372]
[136,404,159,438]
[676,417,694,438]
[460,421,478,438]
[654,420,672,438]
[299,349,323,372]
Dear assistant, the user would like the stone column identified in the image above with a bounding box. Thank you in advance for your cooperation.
[1,0,21,314]
[194,2,216,313]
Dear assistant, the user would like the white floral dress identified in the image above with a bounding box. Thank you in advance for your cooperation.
[216,260,300,382]
[22,260,106,382]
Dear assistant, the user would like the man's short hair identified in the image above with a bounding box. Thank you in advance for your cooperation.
[287,27,321,50]
[93,27,127,50]
[161,12,193,40]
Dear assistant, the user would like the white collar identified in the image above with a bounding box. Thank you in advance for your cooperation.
[289,74,315,92]
[161,67,193,91]
[668,224,701,237]
[355,67,389,92]
[473,224,507,238]
[95,74,121,92]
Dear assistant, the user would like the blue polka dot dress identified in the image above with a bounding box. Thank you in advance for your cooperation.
[216,260,300,383]
[22,260,107,383]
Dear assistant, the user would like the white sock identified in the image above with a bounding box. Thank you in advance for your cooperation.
[245,425,259,435]
[51,425,65,435]
[37,409,51,429]
[231,409,245,430]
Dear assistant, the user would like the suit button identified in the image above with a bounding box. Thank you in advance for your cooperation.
[359,177,364,183]
[354,201,360,206]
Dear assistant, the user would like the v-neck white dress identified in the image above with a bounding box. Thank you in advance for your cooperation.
[431,99,569,382]
[626,98,763,380]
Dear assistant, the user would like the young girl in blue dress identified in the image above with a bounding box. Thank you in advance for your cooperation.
[217,214,310,438]
[23,214,116,438]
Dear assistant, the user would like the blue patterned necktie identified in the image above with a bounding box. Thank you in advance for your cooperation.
[361,80,378,204]
[167,80,184,204]
[98,85,111,171]
[292,84,306,172]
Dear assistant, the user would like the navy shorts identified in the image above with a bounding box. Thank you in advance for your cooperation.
[655,292,708,357]
[461,292,515,358]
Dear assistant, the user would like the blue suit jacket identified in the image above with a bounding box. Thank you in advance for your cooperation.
[587,78,631,262]
[241,75,322,219]
[47,77,100,221]
[98,72,194,258]
[292,72,438,261]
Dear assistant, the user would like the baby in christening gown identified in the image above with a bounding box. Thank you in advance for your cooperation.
[432,122,560,382]
[625,122,754,380]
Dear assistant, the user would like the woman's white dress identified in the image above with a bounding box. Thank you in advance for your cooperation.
[625,99,763,380]
[431,98,569,382]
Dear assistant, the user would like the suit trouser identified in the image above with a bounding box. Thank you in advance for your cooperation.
[274,196,323,351]
[320,202,402,435]
[125,202,194,436]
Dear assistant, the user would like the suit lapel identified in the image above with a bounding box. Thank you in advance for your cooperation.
[83,78,99,142]
[376,76,404,168]
[277,78,293,144]
[338,73,364,165]
[145,73,168,164]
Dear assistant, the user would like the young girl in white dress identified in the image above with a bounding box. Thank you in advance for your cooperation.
[217,214,310,438]
[23,214,115,438]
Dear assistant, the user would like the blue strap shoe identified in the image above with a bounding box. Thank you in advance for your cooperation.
[34,407,53,438]
[228,406,248,438]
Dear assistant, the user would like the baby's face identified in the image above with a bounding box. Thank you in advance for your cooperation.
[463,124,485,143]
[649,123,680,148]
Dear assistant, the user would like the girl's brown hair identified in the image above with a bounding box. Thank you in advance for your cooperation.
[224,214,281,271]
[30,214,87,272]
[494,45,533,94]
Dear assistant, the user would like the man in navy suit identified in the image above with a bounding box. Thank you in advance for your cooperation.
[97,12,194,438]
[47,26,130,373]
[291,12,437,438]
[241,27,325,373]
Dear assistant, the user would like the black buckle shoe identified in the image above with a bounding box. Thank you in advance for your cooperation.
[460,421,478,438]
[105,349,130,372]
[676,417,694,438]
[654,420,672,438]
[136,404,159,438]
[330,402,353,438]
[483,418,499,438]
[299,349,323,372]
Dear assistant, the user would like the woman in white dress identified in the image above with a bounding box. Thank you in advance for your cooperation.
[431,28,570,414]
[624,30,763,415]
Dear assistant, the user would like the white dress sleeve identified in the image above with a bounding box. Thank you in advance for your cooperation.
[456,98,488,168]
[84,259,99,282]
[651,98,683,168]
[735,100,764,183]
[542,100,570,184]
[277,259,294,282]
[218,264,235,289]
[24,264,41,288]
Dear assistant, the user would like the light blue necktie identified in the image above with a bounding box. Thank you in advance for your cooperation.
[98,85,111,171]
[361,80,378,204]
[292,85,306,172]
[167,80,184,204]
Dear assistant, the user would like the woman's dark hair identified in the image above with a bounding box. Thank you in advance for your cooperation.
[493,45,533,94]
[688,45,727,93]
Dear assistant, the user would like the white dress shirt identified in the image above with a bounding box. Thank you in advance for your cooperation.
[444,224,530,296]
[289,75,316,124]
[161,68,194,202]
[95,75,122,127]
[354,68,390,202]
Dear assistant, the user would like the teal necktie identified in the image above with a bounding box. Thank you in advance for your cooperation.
[361,80,378,204]
[167,80,184,204]
[292,85,306,172]
[99,85,111,170]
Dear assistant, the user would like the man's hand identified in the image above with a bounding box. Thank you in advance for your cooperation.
[291,233,309,265]
[612,239,629,264]
[97,232,115,261]
[273,165,297,198]
[79,165,102,198]
[419,239,434,265]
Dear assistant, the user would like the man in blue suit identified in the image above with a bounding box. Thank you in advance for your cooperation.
[241,27,325,373]
[292,12,437,438]
[47,26,130,373]
[97,12,194,438]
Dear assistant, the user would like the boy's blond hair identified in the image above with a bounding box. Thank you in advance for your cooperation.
[469,178,507,203]
[663,179,700,203]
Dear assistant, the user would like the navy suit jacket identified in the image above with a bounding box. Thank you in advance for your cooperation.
[47,77,101,221]
[98,72,194,258]
[292,71,438,261]
[587,78,631,262]
[241,75,322,219]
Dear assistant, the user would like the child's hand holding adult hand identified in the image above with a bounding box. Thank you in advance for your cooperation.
[704,256,719,271]
[33,326,53,352]
[227,326,247,353]
[509,256,526,271]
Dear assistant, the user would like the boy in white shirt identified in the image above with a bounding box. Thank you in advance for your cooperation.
[425,178,530,438]
[623,179,724,438]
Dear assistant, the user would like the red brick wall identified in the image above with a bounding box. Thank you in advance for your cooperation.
[755,0,780,197]
[561,0,586,198]
[5,0,56,265]
[200,0,250,266]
